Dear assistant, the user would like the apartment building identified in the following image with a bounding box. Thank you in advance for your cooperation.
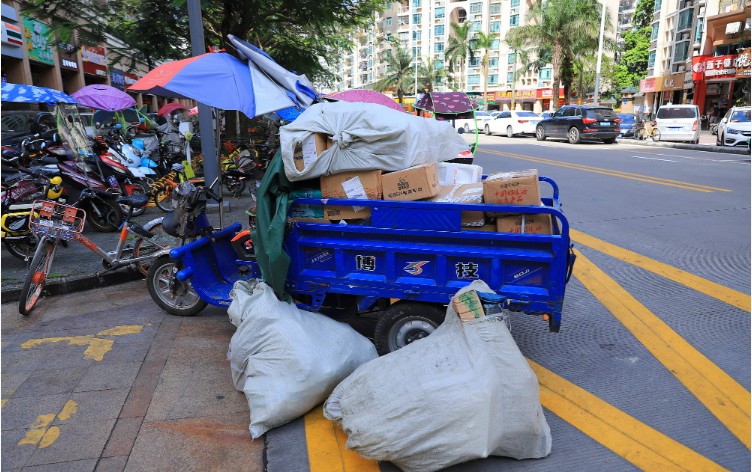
[639,0,750,119]
[327,0,619,113]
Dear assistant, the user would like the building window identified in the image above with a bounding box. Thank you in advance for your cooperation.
[399,31,409,42]
[538,67,552,81]
[413,30,421,40]
[491,39,499,49]
[468,74,480,85]
[490,21,500,32]
[694,17,703,43]
[651,23,659,40]
[435,7,445,18]
[413,13,421,24]
[490,3,501,14]
[511,0,520,6]
[399,16,409,26]
[471,21,481,31]
[386,17,392,26]
[647,50,656,68]
[413,46,421,57]
[470,2,482,13]
[434,59,444,70]
[435,25,444,36]
[434,42,445,53]
[488,74,498,85]
[469,57,480,67]
[506,71,514,84]
[677,10,693,31]
[386,2,392,9]
[673,41,689,62]
[654,0,661,11]
[510,14,519,27]
[489,57,498,67]
[508,52,516,64]
[412,0,420,6]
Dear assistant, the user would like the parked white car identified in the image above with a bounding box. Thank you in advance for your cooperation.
[484,110,543,137]
[716,106,751,147]
[654,104,700,143]
[453,111,493,134]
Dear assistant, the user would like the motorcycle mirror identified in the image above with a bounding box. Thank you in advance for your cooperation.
[95,122,101,128]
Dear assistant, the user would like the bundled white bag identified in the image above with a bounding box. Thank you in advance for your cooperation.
[324,280,551,472]
[280,101,470,181]
[227,280,378,438]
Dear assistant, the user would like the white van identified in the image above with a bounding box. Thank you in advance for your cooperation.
[654,104,700,143]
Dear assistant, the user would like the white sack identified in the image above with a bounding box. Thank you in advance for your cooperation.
[227,280,378,438]
[280,101,470,181]
[324,280,551,472]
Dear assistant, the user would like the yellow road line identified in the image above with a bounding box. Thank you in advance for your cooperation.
[531,360,728,471]
[480,148,731,193]
[304,406,380,472]
[571,229,750,312]
[573,249,751,447]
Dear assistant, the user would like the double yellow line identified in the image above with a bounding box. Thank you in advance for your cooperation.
[481,148,731,193]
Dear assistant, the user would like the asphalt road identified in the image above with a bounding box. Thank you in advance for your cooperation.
[2,135,749,471]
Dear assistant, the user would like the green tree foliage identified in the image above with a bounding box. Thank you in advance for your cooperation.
[418,57,443,93]
[444,22,474,92]
[373,46,414,103]
[471,31,495,109]
[612,26,651,90]
[632,0,656,29]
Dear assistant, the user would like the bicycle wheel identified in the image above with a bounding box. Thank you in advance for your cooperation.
[19,236,57,316]
[651,129,661,142]
[132,217,182,276]
[154,186,175,212]
[224,177,246,197]
[3,234,38,262]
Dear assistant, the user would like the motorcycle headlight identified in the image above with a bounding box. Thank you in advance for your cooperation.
[726,128,740,135]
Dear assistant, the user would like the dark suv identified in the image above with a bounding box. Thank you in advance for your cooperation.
[535,105,620,144]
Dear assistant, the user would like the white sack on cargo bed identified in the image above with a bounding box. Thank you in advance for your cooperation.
[227,280,378,438]
[324,280,551,472]
[280,101,470,181]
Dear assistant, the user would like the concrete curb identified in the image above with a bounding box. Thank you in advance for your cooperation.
[618,138,751,155]
[3,269,143,304]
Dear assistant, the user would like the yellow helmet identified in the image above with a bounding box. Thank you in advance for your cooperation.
[46,176,64,200]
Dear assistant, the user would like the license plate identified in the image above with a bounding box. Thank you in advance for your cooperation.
[600,121,610,126]
[107,175,119,188]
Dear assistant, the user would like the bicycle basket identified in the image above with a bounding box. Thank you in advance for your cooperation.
[29,200,86,240]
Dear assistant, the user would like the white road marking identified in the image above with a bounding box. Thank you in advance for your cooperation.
[631,155,677,162]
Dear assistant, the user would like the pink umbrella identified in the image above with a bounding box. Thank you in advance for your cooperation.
[188,106,198,116]
[324,89,406,113]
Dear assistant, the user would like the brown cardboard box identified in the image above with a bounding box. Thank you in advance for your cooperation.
[452,290,485,321]
[429,183,485,226]
[465,224,497,232]
[293,133,333,171]
[320,170,382,220]
[495,213,552,234]
[382,163,440,201]
[483,169,541,210]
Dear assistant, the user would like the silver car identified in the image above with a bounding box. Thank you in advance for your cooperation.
[716,106,751,147]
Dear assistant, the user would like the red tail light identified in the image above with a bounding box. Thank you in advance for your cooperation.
[582,118,597,125]
[692,120,697,131]
[614,118,621,123]
[517,120,528,123]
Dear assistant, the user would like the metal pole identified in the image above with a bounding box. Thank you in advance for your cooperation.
[593,1,607,106]
[186,0,219,208]
[511,49,517,111]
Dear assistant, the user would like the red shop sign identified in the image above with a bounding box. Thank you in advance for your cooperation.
[81,45,107,77]
[639,78,657,93]
[703,54,737,79]
[692,56,707,82]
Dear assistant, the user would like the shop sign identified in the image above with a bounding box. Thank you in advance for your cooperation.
[657,72,685,91]
[703,54,736,79]
[81,45,107,77]
[2,21,23,47]
[57,41,78,70]
[639,77,657,93]
[683,71,693,89]
[734,49,751,78]
[494,89,536,100]
[110,68,126,90]
[22,17,54,65]
[536,87,565,99]
[124,73,138,86]
[692,56,707,82]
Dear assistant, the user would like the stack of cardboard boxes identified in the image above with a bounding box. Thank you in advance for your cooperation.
[288,133,552,235]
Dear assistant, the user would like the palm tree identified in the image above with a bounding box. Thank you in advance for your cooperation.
[418,57,444,93]
[374,46,414,104]
[472,31,495,110]
[444,22,473,92]
[505,0,608,109]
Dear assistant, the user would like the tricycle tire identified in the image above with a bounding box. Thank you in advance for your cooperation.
[374,301,445,355]
[147,256,207,316]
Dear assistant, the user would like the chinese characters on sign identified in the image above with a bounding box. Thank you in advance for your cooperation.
[703,54,737,79]
[355,255,376,272]
[22,17,54,65]
[81,45,107,77]
[455,262,479,279]
[734,49,751,78]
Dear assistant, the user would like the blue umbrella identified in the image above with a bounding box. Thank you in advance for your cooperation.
[1,82,78,105]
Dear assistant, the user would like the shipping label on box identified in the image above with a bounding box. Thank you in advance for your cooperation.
[293,133,333,172]
[383,163,440,201]
[452,290,486,321]
[320,170,382,220]
[483,169,540,209]
[438,162,483,186]
[495,213,552,234]
[429,183,485,226]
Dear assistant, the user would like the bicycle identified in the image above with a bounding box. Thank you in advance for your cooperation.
[150,163,204,212]
[18,192,179,315]
[638,121,661,142]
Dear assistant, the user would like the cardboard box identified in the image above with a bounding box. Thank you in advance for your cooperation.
[483,169,541,210]
[429,183,485,227]
[293,133,333,172]
[465,224,497,232]
[383,163,440,201]
[320,170,382,220]
[438,162,483,185]
[452,290,485,321]
[287,217,330,224]
[495,213,552,235]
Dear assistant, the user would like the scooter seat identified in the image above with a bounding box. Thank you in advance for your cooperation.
[116,193,150,209]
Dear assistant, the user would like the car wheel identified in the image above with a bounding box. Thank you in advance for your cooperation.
[718,132,724,146]
[464,123,470,133]
[567,127,581,144]
[485,124,491,136]
[535,126,546,141]
[603,137,617,144]
[506,126,514,138]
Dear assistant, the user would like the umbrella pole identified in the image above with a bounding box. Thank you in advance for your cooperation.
[215,107,225,229]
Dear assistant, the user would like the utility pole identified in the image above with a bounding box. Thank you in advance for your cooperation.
[187,0,218,198]
[593,0,607,105]
[510,49,518,111]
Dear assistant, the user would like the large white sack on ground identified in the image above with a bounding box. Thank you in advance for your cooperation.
[280,101,470,181]
[324,280,551,472]
[227,280,378,438]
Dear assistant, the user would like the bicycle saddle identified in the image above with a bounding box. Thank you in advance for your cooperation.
[116,193,150,208]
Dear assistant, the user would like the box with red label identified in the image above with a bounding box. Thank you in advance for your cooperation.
[495,213,552,235]
[320,170,382,220]
[483,169,541,213]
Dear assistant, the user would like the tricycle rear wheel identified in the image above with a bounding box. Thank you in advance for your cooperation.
[147,256,207,316]
[374,301,445,355]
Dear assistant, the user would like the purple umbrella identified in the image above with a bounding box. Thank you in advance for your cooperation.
[71,84,136,111]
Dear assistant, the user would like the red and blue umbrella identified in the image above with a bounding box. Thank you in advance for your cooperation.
[128,52,297,119]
